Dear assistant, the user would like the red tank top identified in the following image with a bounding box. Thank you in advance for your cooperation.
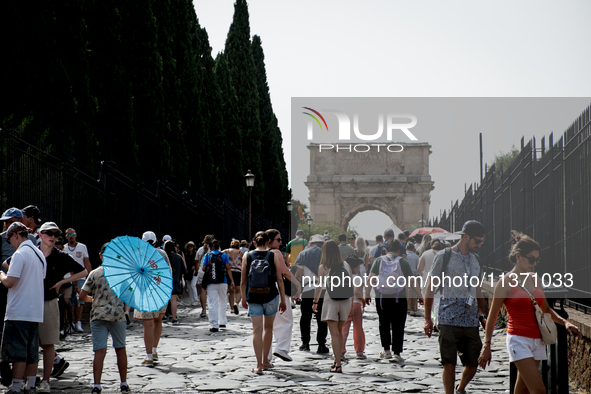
[504,278,546,339]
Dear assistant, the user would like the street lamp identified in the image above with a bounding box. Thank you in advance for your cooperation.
[287,201,292,241]
[245,169,255,240]
[306,215,313,240]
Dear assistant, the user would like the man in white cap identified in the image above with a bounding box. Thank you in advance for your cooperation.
[0,222,46,394]
[62,227,92,333]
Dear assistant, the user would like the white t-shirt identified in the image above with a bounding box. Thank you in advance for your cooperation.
[63,243,89,278]
[6,240,46,322]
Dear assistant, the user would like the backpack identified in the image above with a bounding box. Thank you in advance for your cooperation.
[204,252,225,286]
[377,255,404,296]
[326,262,354,300]
[375,244,387,258]
[248,251,273,294]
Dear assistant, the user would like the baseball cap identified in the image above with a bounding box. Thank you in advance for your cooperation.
[384,228,395,238]
[457,220,485,238]
[403,230,410,237]
[310,234,325,243]
[21,205,41,222]
[295,230,305,236]
[142,231,157,243]
[1,208,23,221]
[6,222,30,238]
[163,234,172,242]
[39,222,61,234]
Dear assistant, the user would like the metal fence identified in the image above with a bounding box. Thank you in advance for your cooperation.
[433,104,591,298]
[0,129,287,268]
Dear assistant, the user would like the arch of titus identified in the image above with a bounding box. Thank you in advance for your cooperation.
[305,143,434,231]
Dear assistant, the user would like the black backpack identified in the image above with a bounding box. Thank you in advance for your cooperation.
[248,251,273,294]
[326,262,354,300]
[204,252,225,286]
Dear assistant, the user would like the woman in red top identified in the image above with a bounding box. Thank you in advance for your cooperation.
[478,231,581,394]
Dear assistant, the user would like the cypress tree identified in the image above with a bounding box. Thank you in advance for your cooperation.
[224,0,264,210]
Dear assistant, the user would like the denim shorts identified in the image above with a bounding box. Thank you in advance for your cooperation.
[248,295,280,317]
[90,320,126,351]
[0,321,40,363]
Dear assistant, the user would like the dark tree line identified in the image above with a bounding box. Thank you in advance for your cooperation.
[1,0,289,223]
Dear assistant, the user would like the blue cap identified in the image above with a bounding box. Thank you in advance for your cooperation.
[1,207,23,221]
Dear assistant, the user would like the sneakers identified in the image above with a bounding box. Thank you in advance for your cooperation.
[75,322,83,333]
[152,352,158,361]
[5,389,23,394]
[298,343,310,351]
[219,325,226,328]
[316,345,330,354]
[24,388,38,394]
[455,386,467,394]
[120,384,130,393]
[91,388,101,394]
[141,357,154,365]
[233,305,239,315]
[172,319,179,325]
[379,350,392,359]
[273,350,293,362]
[356,352,367,359]
[200,310,206,318]
[390,353,405,363]
[51,358,69,377]
[38,380,50,393]
[209,327,219,333]
[161,315,167,321]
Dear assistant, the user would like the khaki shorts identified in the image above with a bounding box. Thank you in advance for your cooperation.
[438,324,482,366]
[321,295,352,322]
[39,299,60,345]
[60,286,72,300]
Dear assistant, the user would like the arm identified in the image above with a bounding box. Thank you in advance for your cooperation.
[273,254,287,313]
[0,272,18,288]
[478,280,510,369]
[51,269,88,294]
[78,289,93,303]
[225,259,235,290]
[83,257,92,274]
[417,255,425,277]
[423,276,435,337]
[312,266,327,313]
[476,286,488,328]
[540,290,582,339]
[365,272,376,304]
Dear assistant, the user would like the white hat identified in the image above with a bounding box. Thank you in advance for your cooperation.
[163,234,172,242]
[39,222,61,234]
[310,234,325,243]
[142,231,157,243]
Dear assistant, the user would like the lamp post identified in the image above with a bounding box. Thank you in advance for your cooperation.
[245,170,255,240]
[287,201,292,242]
[306,215,313,240]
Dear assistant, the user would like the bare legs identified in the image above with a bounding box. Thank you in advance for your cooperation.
[442,363,477,394]
[327,320,346,368]
[250,314,276,372]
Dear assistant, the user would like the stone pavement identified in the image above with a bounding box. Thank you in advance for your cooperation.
[26,299,527,393]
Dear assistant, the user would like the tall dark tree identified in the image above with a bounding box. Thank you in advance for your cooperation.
[251,35,289,222]
[224,0,264,209]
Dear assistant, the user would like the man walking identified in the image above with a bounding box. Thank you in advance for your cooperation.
[423,220,488,394]
[294,234,329,354]
[285,230,307,267]
[0,222,46,394]
[62,228,92,333]
[79,242,129,393]
[337,234,355,262]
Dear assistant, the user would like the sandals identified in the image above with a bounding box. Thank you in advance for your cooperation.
[262,363,274,369]
[252,368,263,375]
[330,364,342,373]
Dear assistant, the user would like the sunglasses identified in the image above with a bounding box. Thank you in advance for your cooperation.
[66,233,75,237]
[525,255,541,265]
[470,237,485,245]
[42,231,60,237]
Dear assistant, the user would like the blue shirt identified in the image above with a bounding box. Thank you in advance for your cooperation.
[202,250,230,284]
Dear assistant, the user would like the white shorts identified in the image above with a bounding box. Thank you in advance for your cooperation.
[196,269,205,285]
[506,334,547,362]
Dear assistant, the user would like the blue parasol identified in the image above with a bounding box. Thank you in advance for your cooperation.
[102,236,172,312]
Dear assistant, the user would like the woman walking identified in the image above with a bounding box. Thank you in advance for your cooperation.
[165,241,186,324]
[202,239,234,332]
[354,236,369,278]
[241,232,286,374]
[478,231,581,394]
[184,241,199,306]
[222,239,244,315]
[312,240,353,373]
[341,255,366,360]
[196,235,214,318]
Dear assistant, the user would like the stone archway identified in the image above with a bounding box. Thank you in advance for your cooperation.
[305,143,434,231]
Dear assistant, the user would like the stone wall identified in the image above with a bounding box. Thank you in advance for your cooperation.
[566,308,591,393]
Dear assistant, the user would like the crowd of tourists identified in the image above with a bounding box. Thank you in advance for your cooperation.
[0,205,583,394]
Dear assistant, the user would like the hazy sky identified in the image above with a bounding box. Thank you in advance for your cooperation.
[193,1,591,239]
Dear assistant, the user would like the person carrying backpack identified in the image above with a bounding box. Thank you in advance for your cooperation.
[240,231,287,375]
[201,239,235,332]
[365,240,423,363]
[312,240,353,373]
